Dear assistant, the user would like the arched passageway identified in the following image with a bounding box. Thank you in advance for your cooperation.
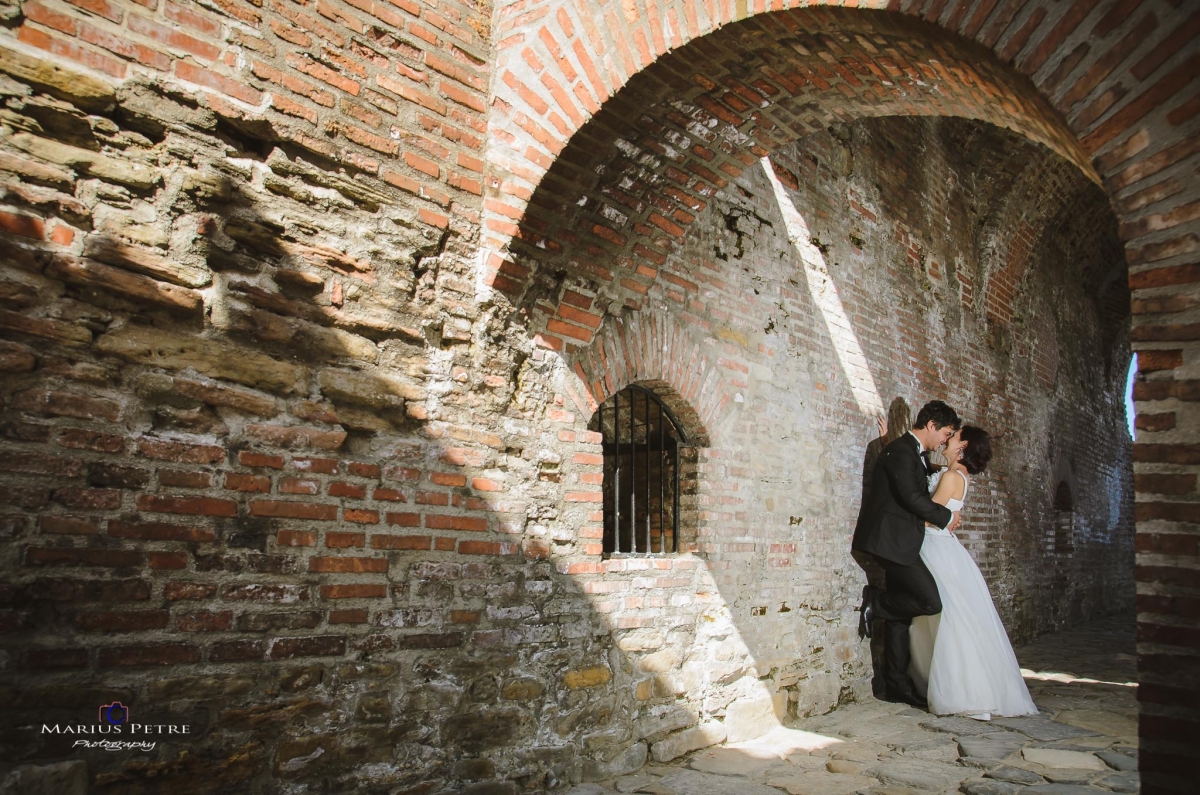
[481,3,1193,792]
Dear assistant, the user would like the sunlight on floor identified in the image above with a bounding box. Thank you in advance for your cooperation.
[1022,669,1137,687]
[763,157,884,418]
[725,724,844,757]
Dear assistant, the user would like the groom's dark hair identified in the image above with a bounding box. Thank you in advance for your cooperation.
[912,400,960,431]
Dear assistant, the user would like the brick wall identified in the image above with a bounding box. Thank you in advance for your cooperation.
[0,0,1195,791]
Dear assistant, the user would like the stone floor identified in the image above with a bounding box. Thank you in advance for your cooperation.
[570,614,1138,795]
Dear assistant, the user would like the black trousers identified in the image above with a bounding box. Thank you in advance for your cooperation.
[872,554,942,695]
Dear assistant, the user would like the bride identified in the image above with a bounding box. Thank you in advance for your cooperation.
[888,422,1038,718]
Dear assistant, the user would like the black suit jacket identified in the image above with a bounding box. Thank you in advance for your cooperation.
[852,434,954,565]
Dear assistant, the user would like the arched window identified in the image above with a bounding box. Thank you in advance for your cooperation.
[1053,481,1075,554]
[595,384,684,555]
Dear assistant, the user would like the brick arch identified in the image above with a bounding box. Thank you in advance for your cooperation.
[968,149,1130,386]
[977,148,1089,327]
[975,142,1125,333]
[1032,185,1130,371]
[487,0,1200,374]
[568,310,732,447]
[485,1,1196,312]
[486,5,1104,310]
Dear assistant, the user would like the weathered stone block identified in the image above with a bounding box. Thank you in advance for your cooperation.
[637,648,680,673]
[96,324,307,394]
[724,692,779,743]
[659,769,789,795]
[355,693,391,723]
[0,44,114,112]
[9,133,155,189]
[921,716,1003,737]
[960,780,1022,795]
[1020,748,1106,770]
[83,236,212,288]
[1097,772,1139,793]
[765,770,880,795]
[0,339,37,371]
[46,256,203,314]
[443,708,531,754]
[501,677,544,701]
[563,666,612,689]
[0,150,73,188]
[636,704,697,743]
[957,733,1027,761]
[617,628,665,651]
[650,720,725,762]
[1094,750,1137,772]
[582,741,647,781]
[984,766,1044,784]
[1053,710,1137,739]
[0,277,40,309]
[182,168,233,201]
[892,736,961,763]
[795,672,840,717]
[0,307,91,346]
[993,717,1097,742]
[317,367,423,407]
[689,745,779,776]
[1041,768,1102,785]
[867,758,973,791]
[155,374,278,416]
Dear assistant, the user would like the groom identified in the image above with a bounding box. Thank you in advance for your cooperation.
[853,399,961,708]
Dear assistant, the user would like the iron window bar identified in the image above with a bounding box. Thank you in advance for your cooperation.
[600,384,685,556]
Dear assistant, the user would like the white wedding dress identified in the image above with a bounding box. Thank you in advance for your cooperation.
[908,470,1038,718]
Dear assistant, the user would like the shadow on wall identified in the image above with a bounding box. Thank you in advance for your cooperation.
[0,73,672,792]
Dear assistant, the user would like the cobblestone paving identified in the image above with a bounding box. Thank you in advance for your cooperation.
[570,615,1137,795]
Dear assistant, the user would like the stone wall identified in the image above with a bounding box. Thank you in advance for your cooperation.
[0,0,1193,793]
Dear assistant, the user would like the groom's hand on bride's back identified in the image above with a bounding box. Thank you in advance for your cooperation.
[948,512,962,533]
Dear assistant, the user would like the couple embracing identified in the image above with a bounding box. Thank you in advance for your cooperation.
[853,400,1037,719]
